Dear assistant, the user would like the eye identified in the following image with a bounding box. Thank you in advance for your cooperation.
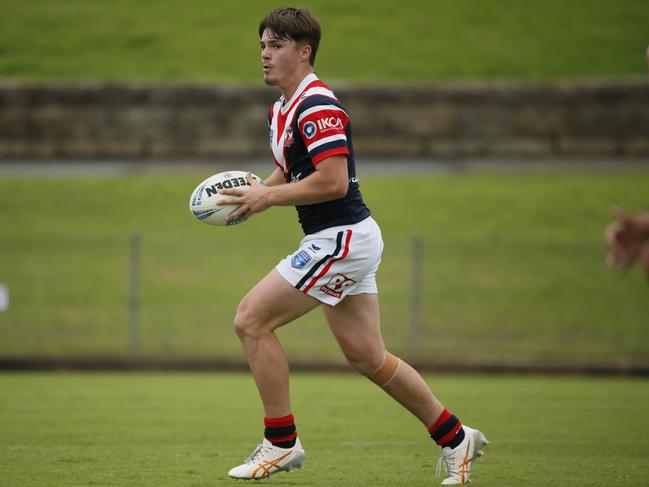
[261,40,283,50]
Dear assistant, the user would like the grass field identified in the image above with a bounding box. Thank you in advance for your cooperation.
[1,372,648,486]
[1,0,648,82]
[0,169,648,363]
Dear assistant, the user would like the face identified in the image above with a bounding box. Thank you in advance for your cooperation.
[260,29,309,88]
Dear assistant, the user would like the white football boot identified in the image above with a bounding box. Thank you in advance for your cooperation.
[435,426,488,485]
[228,437,305,480]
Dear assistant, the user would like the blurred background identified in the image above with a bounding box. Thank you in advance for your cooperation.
[0,0,648,371]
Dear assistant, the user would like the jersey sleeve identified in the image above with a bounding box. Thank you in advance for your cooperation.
[297,100,350,165]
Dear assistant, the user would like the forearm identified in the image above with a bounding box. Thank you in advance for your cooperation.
[263,168,286,187]
[219,157,349,222]
[264,167,348,207]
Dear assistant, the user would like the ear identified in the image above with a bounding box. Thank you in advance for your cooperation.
[299,43,312,63]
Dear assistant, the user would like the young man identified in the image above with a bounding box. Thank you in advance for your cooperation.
[218,7,488,485]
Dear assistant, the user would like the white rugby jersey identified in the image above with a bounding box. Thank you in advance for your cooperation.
[267,73,370,235]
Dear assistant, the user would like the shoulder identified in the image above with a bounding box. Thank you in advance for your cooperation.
[298,79,346,111]
[299,93,346,110]
[297,94,349,124]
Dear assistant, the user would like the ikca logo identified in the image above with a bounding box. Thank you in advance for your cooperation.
[316,117,343,131]
[303,121,317,139]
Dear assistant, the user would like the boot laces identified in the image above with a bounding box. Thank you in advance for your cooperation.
[435,446,464,479]
[435,453,449,478]
[244,443,271,464]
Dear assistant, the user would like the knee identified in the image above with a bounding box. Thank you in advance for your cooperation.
[345,349,401,387]
[233,299,265,341]
[342,346,385,377]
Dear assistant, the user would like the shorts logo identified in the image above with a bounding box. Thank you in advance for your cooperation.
[291,250,312,269]
[320,274,355,299]
[303,121,317,139]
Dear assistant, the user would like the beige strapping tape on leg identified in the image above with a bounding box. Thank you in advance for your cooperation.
[369,351,402,387]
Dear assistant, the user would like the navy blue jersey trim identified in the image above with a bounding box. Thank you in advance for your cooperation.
[297,94,347,116]
[308,139,348,156]
[295,231,344,290]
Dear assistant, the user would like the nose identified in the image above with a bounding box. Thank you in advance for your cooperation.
[261,46,271,61]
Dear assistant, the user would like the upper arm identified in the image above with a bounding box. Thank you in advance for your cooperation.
[297,99,350,165]
[312,155,349,197]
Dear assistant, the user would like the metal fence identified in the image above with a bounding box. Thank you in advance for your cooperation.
[1,232,647,368]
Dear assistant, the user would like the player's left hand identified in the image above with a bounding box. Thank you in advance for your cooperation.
[218,172,271,223]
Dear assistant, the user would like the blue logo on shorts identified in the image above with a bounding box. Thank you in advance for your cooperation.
[291,250,312,269]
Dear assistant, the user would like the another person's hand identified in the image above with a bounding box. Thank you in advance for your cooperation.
[605,209,649,278]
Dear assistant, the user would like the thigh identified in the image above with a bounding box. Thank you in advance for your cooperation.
[238,268,321,332]
[322,293,386,370]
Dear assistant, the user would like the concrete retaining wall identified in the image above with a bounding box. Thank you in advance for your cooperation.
[1,80,648,160]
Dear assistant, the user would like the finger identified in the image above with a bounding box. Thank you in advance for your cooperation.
[245,172,258,186]
[604,222,621,246]
[217,198,241,206]
[605,229,626,271]
[611,207,633,224]
[219,188,245,197]
[618,243,641,275]
[226,205,247,223]
[614,212,634,231]
[226,209,252,224]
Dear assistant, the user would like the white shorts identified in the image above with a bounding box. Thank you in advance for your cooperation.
[276,216,384,306]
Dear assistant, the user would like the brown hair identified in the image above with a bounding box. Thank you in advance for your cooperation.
[259,7,321,65]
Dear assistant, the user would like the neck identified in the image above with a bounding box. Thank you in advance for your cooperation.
[280,67,314,102]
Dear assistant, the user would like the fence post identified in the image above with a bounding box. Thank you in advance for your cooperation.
[0,283,8,312]
[410,235,423,357]
[129,232,140,356]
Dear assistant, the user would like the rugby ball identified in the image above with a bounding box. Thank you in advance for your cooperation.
[189,171,262,226]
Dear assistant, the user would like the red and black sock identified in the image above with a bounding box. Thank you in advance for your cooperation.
[264,414,297,449]
[428,409,465,449]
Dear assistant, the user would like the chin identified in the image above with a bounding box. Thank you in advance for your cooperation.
[263,74,277,86]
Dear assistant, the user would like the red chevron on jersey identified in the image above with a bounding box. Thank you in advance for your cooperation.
[268,74,335,173]
[268,75,329,172]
